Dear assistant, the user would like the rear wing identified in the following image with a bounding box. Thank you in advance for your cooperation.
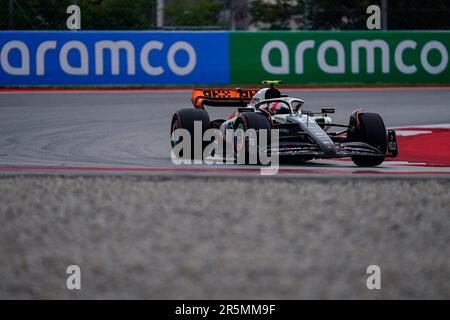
[191,88,259,109]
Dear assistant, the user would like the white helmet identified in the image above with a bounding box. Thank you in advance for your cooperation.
[251,87,282,104]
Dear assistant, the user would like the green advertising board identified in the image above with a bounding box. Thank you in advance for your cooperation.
[229,31,450,85]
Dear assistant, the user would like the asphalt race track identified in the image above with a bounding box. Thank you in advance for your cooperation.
[1,87,450,176]
[1,88,450,299]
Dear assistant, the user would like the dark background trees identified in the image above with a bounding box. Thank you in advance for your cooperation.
[249,0,450,30]
[164,0,223,28]
[0,0,156,30]
[1,0,450,30]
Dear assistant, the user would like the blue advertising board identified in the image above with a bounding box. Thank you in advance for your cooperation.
[0,31,229,85]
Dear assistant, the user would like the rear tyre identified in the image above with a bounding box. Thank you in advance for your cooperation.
[348,112,387,167]
[170,109,210,160]
[234,112,271,165]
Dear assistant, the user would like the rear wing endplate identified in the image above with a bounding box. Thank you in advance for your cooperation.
[191,88,259,109]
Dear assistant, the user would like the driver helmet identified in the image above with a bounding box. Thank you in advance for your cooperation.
[265,101,290,115]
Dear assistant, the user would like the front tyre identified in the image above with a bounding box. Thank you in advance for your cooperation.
[348,112,387,167]
[234,112,271,164]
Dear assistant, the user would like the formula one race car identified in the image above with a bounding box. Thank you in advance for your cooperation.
[170,81,398,167]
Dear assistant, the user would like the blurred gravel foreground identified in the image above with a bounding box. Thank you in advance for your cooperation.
[0,176,449,299]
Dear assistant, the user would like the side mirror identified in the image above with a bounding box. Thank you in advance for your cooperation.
[321,108,335,114]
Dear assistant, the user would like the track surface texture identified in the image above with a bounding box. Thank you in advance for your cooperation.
[1,176,449,299]
[1,88,450,172]
[0,88,449,299]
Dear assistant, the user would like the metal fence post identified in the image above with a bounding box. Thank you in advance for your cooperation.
[304,0,310,30]
[157,0,164,28]
[9,0,14,29]
[382,0,388,30]
[231,0,236,31]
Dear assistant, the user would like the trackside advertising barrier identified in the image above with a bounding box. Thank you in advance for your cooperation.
[0,31,229,85]
[1,31,450,86]
[229,31,450,85]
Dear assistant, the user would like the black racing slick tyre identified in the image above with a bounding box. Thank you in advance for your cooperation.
[234,112,271,165]
[348,112,387,167]
[170,109,210,160]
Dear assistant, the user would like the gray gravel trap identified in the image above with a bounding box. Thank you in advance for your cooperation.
[0,176,449,299]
